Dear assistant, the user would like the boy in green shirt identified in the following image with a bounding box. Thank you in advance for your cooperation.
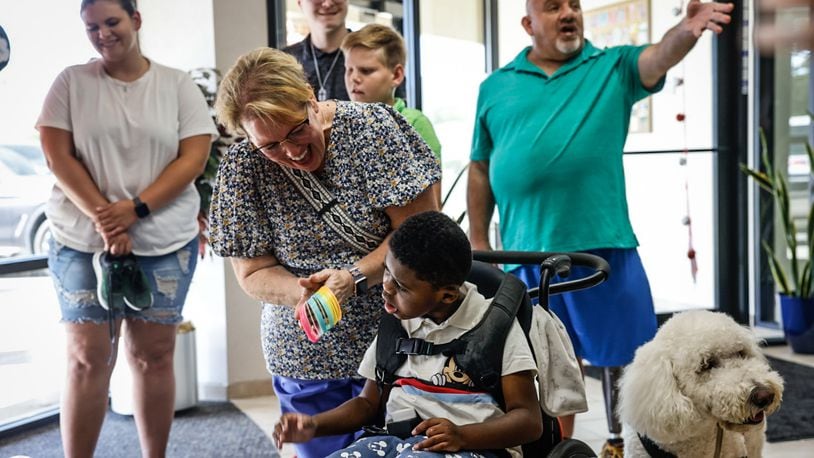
[342,23,442,206]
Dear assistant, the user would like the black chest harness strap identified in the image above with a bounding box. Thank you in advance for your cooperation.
[375,274,531,398]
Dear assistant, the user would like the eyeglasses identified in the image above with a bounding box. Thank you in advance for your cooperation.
[250,115,310,158]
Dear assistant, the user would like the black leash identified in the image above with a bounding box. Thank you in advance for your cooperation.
[639,424,726,458]
[105,256,117,366]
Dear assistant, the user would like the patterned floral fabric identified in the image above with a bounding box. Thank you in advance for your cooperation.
[209,101,441,379]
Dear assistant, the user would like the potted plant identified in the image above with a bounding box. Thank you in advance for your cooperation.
[741,130,814,353]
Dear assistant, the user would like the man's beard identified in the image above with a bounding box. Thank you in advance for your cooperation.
[556,36,582,55]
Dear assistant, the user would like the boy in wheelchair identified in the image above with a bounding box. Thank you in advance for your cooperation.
[273,211,543,457]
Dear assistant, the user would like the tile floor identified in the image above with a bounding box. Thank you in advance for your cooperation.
[232,345,814,457]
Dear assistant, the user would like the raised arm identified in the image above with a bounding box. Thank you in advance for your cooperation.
[466,160,495,251]
[638,0,734,89]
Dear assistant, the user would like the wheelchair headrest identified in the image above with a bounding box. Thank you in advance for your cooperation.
[466,260,507,299]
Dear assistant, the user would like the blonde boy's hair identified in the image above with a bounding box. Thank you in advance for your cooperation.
[215,47,312,136]
[340,23,406,70]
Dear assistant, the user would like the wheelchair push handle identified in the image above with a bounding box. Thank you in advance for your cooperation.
[471,251,610,303]
[540,254,573,278]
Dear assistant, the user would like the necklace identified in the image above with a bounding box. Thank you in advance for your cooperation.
[310,40,341,101]
[320,100,334,133]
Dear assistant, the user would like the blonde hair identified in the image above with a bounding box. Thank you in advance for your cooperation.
[215,47,312,136]
[340,23,406,70]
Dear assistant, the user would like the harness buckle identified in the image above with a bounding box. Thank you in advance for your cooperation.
[395,337,435,355]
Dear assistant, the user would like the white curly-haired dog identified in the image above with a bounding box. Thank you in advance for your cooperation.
[619,310,783,457]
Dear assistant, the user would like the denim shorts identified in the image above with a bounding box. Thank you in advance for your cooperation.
[47,237,198,325]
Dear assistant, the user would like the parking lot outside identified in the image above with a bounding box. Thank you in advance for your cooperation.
[0,272,64,425]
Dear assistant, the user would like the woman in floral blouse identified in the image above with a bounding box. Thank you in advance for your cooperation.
[210,47,440,458]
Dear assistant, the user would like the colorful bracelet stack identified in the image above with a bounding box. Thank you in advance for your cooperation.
[295,286,343,343]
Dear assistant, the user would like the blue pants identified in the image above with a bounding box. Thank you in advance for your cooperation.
[511,248,657,367]
[326,435,500,458]
[273,376,366,458]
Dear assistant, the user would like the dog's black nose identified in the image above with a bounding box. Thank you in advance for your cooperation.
[750,387,775,409]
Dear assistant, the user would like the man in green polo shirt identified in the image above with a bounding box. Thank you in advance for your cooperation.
[467,0,733,455]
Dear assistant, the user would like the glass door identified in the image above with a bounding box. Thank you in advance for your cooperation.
[752,2,812,333]
[416,0,487,222]
[0,1,95,430]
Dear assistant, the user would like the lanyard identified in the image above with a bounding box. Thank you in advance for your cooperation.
[310,40,341,101]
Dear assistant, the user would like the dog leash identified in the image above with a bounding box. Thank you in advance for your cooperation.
[639,423,725,458]
[713,423,723,458]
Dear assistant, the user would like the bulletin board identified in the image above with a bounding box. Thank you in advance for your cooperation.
[584,0,652,133]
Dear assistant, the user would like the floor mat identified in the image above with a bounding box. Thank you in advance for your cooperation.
[0,401,280,457]
[765,355,814,442]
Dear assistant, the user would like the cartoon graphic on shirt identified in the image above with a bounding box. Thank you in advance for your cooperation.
[430,357,474,387]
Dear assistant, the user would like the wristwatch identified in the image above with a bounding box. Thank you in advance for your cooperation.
[346,265,368,296]
[133,197,151,219]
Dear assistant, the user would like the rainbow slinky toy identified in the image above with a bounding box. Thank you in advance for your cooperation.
[295,286,342,343]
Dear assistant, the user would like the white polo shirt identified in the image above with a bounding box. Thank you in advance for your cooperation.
[358,282,536,457]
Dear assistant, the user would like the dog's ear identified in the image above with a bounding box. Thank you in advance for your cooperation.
[619,343,702,442]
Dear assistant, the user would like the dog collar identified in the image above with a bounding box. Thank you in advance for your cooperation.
[639,424,729,458]
[638,433,677,458]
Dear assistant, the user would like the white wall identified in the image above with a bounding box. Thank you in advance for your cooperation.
[223,262,270,391]
[421,0,483,43]
[138,0,272,400]
[213,0,269,72]
[211,0,272,394]
[139,0,217,70]
[183,256,230,400]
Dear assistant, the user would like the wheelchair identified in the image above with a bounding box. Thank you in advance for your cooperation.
[469,250,609,458]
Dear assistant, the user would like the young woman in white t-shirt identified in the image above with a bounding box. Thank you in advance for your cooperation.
[35,1,216,456]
